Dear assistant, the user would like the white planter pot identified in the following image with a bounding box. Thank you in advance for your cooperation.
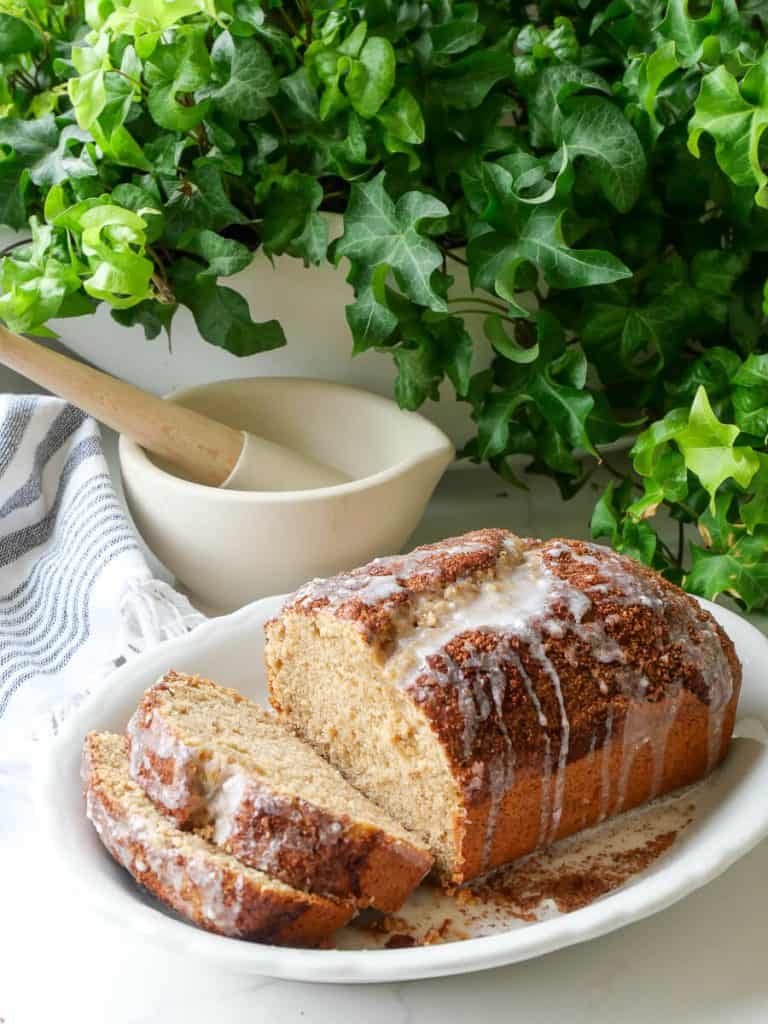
[46,217,493,448]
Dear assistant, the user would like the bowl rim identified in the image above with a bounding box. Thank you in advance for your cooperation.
[118,376,455,504]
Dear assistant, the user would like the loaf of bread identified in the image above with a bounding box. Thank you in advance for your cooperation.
[82,732,354,944]
[127,672,432,910]
[266,529,741,883]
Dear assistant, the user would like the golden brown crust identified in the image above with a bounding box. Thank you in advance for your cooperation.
[223,786,432,912]
[452,685,737,882]
[82,733,353,945]
[409,538,740,783]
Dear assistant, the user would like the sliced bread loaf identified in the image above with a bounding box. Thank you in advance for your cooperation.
[127,672,433,911]
[82,732,353,945]
[266,530,741,883]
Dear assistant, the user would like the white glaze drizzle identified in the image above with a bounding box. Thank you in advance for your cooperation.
[211,771,349,878]
[384,537,735,861]
[598,708,614,822]
[85,778,247,935]
[290,536,491,617]
[507,649,552,845]
[127,693,195,812]
[130,700,362,882]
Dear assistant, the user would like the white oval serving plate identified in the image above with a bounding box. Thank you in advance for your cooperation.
[40,595,768,984]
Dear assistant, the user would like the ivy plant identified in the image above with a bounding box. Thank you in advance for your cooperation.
[1,0,768,609]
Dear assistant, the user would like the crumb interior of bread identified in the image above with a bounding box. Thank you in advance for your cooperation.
[154,678,420,845]
[266,615,461,874]
[87,732,301,895]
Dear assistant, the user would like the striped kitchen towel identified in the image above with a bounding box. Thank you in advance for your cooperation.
[0,395,204,748]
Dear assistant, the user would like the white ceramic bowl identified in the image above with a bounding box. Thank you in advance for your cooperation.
[40,595,768,984]
[118,378,454,611]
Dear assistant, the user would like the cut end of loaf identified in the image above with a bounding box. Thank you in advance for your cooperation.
[266,611,465,877]
[127,671,433,910]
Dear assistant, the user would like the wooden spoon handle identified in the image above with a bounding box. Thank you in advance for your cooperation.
[0,325,242,486]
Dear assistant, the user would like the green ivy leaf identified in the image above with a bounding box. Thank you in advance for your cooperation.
[393,340,441,409]
[0,13,41,58]
[79,204,155,309]
[377,88,425,144]
[0,252,81,334]
[430,314,474,399]
[163,162,247,244]
[69,69,107,130]
[260,172,324,258]
[688,60,768,208]
[657,0,737,67]
[675,386,759,505]
[484,315,540,363]
[434,51,515,110]
[0,117,97,188]
[472,312,595,460]
[344,263,398,352]
[733,353,768,438]
[0,154,29,229]
[633,386,759,512]
[426,16,485,59]
[528,345,596,456]
[346,36,395,118]
[176,229,253,279]
[636,41,680,138]
[98,0,215,36]
[172,258,285,355]
[558,96,646,212]
[591,482,658,564]
[203,31,278,120]
[112,298,177,340]
[527,64,611,149]
[146,28,212,130]
[582,290,687,381]
[468,161,632,294]
[591,481,621,545]
[279,67,321,122]
[687,531,768,609]
[110,182,164,243]
[335,171,449,311]
[475,390,529,459]
[739,454,768,533]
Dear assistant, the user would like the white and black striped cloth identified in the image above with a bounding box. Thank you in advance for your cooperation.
[0,395,203,748]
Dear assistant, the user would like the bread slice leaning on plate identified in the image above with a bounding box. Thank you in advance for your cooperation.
[82,732,354,945]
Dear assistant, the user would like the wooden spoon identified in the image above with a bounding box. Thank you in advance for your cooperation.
[0,324,349,491]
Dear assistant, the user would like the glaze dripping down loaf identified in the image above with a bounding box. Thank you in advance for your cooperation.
[265,529,741,883]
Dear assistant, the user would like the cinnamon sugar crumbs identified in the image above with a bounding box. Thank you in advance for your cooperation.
[423,918,465,944]
[351,912,467,947]
[466,826,686,918]
[351,913,411,935]
[334,791,699,951]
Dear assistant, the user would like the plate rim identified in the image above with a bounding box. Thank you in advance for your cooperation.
[38,595,768,984]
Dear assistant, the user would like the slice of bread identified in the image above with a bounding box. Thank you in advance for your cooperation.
[127,672,433,912]
[82,732,353,945]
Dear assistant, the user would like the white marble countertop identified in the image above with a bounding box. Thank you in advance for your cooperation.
[1,362,766,1023]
